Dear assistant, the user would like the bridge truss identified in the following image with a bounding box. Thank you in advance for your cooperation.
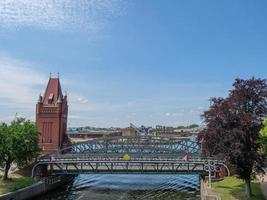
[32,136,227,177]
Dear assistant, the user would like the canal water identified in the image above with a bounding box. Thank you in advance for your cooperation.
[36,174,200,200]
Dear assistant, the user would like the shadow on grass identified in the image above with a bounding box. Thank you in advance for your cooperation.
[215,181,264,200]
[227,182,263,200]
[212,177,265,200]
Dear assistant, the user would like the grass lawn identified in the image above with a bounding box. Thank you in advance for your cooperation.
[0,174,33,195]
[210,176,265,200]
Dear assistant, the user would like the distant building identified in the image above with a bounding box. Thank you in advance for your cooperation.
[67,130,122,140]
[155,125,163,130]
[155,125,174,132]
[36,76,69,154]
[121,127,137,136]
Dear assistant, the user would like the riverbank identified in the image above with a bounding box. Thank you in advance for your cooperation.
[209,176,264,200]
[0,175,74,200]
[0,174,32,195]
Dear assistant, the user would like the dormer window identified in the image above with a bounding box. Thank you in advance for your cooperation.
[48,93,54,104]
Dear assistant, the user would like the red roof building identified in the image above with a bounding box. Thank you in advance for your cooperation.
[36,76,69,154]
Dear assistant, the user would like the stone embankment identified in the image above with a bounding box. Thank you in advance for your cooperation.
[200,176,221,200]
[0,176,73,200]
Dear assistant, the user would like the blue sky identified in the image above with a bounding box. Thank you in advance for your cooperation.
[0,0,266,127]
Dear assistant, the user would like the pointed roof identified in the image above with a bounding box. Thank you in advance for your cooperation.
[42,78,63,105]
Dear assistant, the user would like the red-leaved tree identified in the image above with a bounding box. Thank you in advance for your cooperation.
[198,77,267,197]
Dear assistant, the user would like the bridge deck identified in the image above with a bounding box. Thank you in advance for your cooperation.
[33,155,223,177]
[37,160,208,175]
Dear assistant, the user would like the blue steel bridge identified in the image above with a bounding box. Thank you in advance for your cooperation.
[32,135,227,178]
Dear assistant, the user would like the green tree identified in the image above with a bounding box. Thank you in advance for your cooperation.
[0,118,40,180]
[188,124,199,129]
[260,118,267,155]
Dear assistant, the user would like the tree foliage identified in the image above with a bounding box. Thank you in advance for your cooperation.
[197,77,267,197]
[177,124,199,129]
[260,118,267,155]
[0,118,40,180]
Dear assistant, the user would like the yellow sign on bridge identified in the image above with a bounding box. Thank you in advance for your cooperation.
[123,153,130,161]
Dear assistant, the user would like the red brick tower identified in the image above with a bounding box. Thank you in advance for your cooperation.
[36,76,69,154]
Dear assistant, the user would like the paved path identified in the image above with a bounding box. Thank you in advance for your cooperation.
[257,174,267,200]
[261,182,267,200]
[0,165,18,176]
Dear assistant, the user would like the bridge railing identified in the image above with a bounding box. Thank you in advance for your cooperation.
[39,157,212,163]
[37,152,226,170]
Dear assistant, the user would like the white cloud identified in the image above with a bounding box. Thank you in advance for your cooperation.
[164,112,184,117]
[76,97,89,104]
[68,94,96,112]
[0,54,47,108]
[68,93,136,113]
[0,54,138,124]
[172,112,184,117]
[0,0,126,31]
[0,54,205,127]
[0,55,113,124]
[68,115,81,120]
[0,115,17,122]
[165,112,171,116]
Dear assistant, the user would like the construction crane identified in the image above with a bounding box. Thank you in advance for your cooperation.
[130,123,148,136]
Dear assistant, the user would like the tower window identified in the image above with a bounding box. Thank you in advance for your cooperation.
[42,122,53,143]
[48,93,54,104]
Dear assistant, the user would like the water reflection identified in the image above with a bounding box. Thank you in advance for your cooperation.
[37,174,200,200]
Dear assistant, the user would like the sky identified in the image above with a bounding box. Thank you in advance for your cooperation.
[0,0,267,128]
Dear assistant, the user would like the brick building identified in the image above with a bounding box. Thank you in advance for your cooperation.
[36,76,69,154]
[121,127,137,136]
